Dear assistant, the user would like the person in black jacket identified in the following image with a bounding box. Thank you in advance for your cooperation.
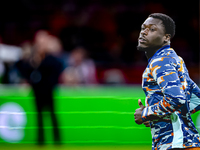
[16,30,65,145]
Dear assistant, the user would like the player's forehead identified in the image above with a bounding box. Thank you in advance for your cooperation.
[142,17,163,27]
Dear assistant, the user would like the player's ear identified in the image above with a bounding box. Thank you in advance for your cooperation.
[164,34,171,43]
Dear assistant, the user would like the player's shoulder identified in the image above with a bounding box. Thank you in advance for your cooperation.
[149,53,178,69]
[150,56,176,66]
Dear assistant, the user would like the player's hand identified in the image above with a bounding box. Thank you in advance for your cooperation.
[143,121,150,127]
[134,99,145,124]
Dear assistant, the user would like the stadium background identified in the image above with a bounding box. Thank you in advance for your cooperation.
[0,0,199,150]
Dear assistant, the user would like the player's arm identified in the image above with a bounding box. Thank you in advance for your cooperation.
[141,57,186,122]
[188,78,200,114]
[179,56,200,114]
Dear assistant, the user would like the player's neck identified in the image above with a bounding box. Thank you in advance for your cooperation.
[145,43,170,60]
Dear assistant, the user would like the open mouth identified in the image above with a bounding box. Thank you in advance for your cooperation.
[138,37,147,42]
[138,37,147,43]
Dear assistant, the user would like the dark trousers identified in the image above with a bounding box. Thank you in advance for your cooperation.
[35,91,61,144]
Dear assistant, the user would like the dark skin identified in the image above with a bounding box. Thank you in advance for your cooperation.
[134,17,171,125]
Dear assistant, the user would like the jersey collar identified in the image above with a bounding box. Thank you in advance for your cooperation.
[148,45,170,63]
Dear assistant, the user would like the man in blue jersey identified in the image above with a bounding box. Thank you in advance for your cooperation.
[134,13,200,150]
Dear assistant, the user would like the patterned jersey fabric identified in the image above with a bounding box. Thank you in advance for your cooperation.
[141,45,200,150]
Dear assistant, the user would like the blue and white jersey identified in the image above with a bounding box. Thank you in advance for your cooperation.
[141,45,200,150]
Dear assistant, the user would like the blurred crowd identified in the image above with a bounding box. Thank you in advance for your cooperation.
[0,30,97,85]
[0,0,199,85]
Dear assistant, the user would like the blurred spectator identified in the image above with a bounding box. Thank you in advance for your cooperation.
[0,41,22,83]
[15,30,65,145]
[63,46,97,85]
[103,69,126,84]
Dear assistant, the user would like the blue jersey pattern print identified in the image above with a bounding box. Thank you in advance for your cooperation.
[141,45,200,150]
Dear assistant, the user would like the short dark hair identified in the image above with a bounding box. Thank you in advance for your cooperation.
[149,13,176,39]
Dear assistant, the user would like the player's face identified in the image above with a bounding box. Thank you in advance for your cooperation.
[137,17,166,51]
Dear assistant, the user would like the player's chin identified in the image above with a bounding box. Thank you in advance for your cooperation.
[137,44,148,51]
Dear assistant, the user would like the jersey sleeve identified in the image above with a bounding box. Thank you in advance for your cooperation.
[179,57,200,114]
[141,57,187,122]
